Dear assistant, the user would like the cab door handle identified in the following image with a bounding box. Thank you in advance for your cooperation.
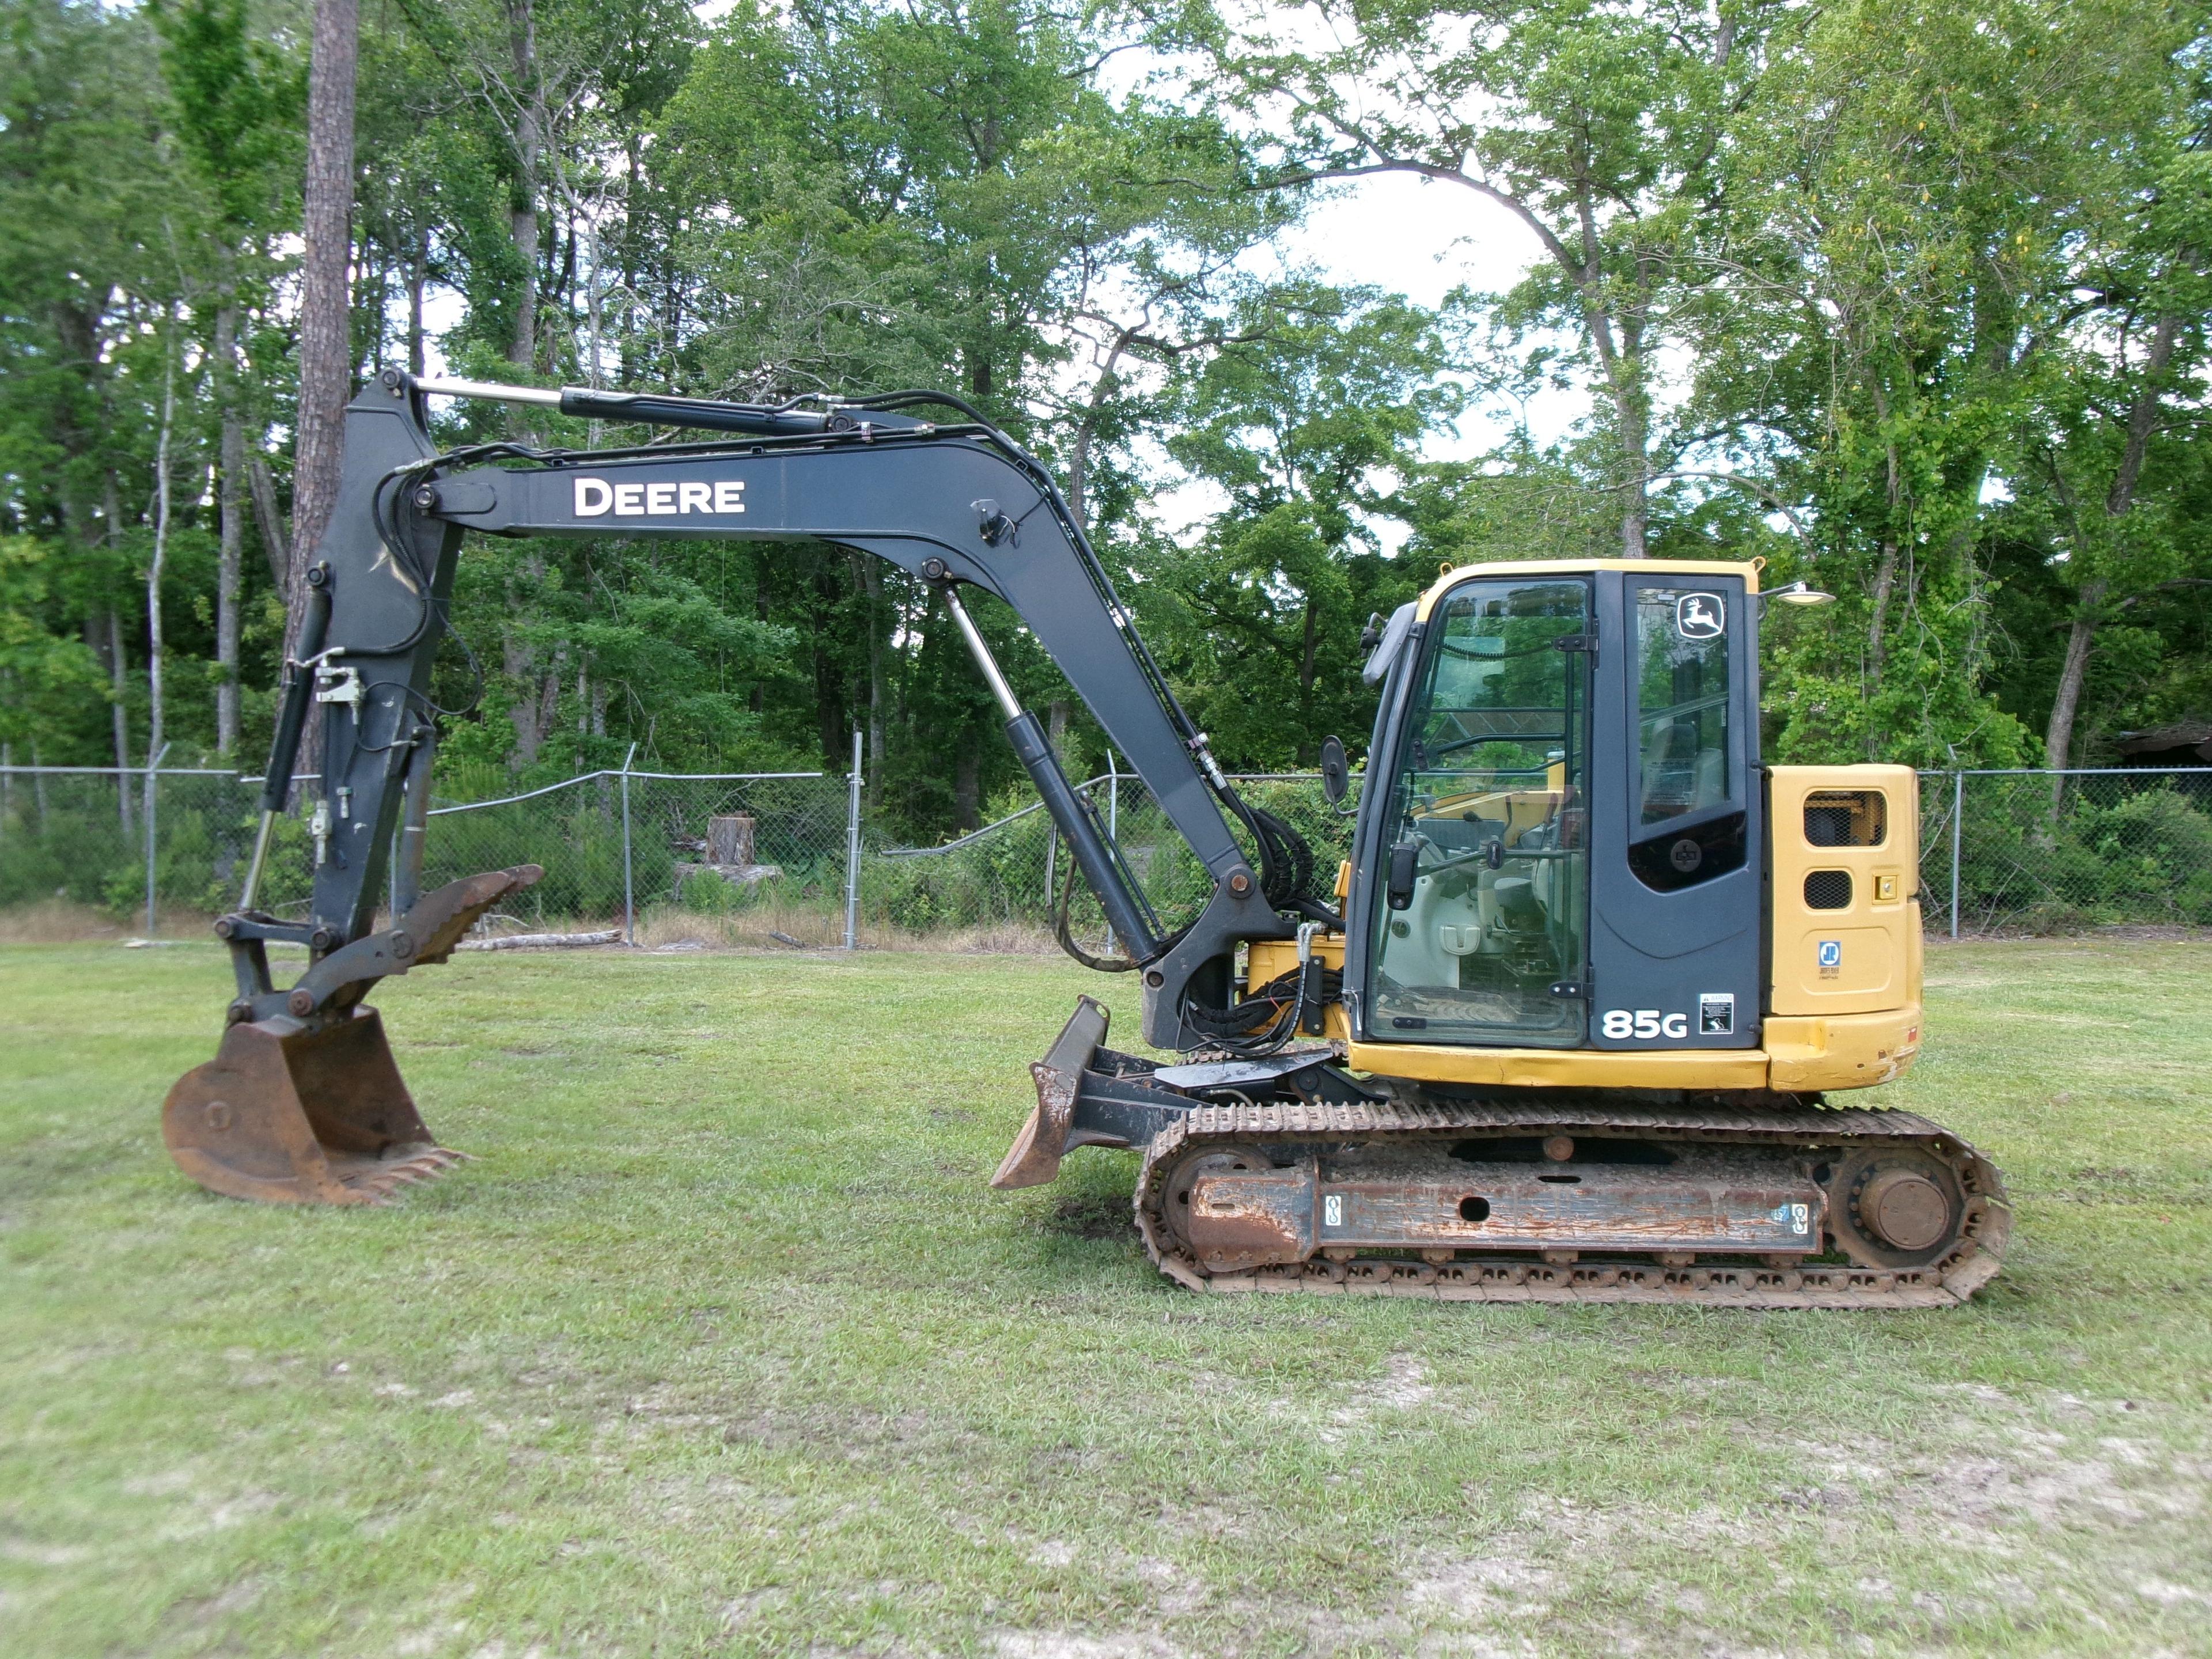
[1386,841,1419,910]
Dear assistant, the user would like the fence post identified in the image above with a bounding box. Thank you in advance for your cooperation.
[1949,769,1964,941]
[142,743,171,936]
[844,729,862,950]
[619,742,638,946]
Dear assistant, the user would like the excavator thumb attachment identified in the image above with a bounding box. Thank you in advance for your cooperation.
[163,865,541,1206]
[163,1009,460,1205]
[992,994,1109,1189]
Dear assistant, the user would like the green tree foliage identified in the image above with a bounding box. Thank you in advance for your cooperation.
[1,0,2206,871]
[1140,285,1462,763]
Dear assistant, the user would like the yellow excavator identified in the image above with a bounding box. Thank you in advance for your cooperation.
[163,370,2009,1305]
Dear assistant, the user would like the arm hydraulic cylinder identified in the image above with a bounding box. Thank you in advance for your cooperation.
[940,581,1161,960]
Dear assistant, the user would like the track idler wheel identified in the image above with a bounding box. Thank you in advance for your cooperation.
[162,1008,463,1206]
[1160,1143,1312,1274]
[1825,1146,1967,1270]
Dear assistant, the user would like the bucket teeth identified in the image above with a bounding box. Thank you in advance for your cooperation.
[344,1146,465,1200]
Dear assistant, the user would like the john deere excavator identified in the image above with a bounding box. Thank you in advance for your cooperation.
[163,369,2009,1306]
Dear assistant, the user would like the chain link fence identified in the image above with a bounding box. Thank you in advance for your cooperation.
[869,771,1358,946]
[421,769,854,942]
[3,760,2207,942]
[0,765,320,928]
[1917,768,2212,935]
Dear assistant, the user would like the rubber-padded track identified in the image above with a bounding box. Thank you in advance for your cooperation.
[1133,1097,2010,1307]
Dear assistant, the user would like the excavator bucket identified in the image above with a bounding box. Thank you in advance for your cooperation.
[163,865,541,1206]
[163,1007,460,1205]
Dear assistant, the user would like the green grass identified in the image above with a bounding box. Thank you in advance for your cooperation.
[2,937,2209,1657]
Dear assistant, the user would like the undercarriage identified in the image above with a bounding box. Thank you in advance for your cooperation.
[997,998,2010,1307]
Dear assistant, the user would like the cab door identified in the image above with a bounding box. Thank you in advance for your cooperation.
[1586,573,1763,1049]
[1353,574,1594,1050]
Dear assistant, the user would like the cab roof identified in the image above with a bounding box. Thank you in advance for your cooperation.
[1414,558,1765,623]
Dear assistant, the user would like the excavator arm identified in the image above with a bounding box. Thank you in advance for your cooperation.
[164,369,1322,1205]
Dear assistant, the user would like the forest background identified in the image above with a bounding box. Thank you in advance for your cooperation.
[2,0,2207,844]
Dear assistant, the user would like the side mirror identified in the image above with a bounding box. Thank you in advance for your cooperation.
[1319,735,1351,805]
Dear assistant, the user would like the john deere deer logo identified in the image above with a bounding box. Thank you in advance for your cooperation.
[1676,593,1725,641]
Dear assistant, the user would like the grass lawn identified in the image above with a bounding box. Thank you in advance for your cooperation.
[2,935,2209,1657]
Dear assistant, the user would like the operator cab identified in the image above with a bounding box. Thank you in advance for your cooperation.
[1348,561,1762,1053]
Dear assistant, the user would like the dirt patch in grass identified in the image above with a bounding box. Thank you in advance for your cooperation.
[633,905,1059,955]
[993,1633,1185,1658]
[1048,1191,1135,1240]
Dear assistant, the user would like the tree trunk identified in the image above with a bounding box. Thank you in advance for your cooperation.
[507,0,543,372]
[2106,314,2181,518]
[214,288,245,755]
[854,552,887,809]
[749,558,767,715]
[1069,342,1130,532]
[407,224,427,377]
[536,664,562,752]
[106,608,132,838]
[248,453,289,586]
[2043,578,2104,786]
[147,318,176,774]
[1570,184,1647,559]
[2043,312,2180,798]
[810,565,847,768]
[1608,361,1650,559]
[1863,395,1906,695]
[505,634,545,764]
[289,0,359,609]
[953,738,981,831]
[97,468,134,838]
[1867,541,1898,691]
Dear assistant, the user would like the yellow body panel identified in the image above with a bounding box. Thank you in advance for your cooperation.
[1765,1005,1923,1090]
[1343,1002,1921,1093]
[1247,935,1351,1042]
[1345,1039,1770,1089]
[1768,764,1921,1018]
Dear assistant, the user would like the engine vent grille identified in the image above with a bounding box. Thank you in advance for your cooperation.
[1804,869,1853,910]
[1805,790,1887,847]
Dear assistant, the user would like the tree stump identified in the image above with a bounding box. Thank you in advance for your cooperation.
[706,814,756,867]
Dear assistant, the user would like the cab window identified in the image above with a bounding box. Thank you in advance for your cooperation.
[1628,584,1744,891]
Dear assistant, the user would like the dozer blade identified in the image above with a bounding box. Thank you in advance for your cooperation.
[163,1007,463,1205]
[991,994,1108,1189]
